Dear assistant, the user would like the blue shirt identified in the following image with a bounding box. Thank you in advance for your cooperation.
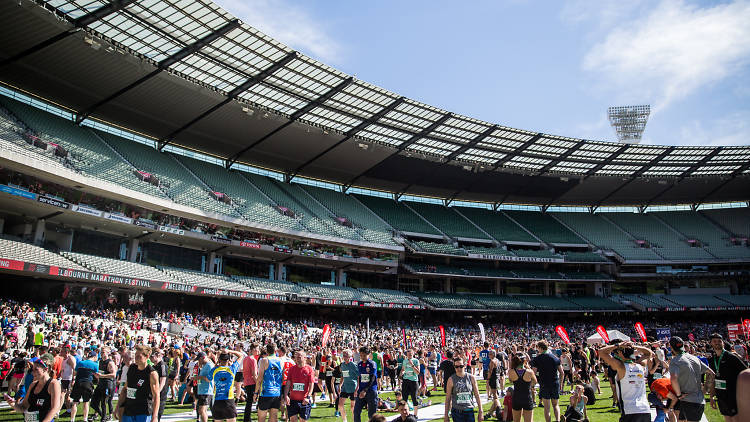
[357,359,377,393]
[480,350,490,370]
[75,359,99,383]
[260,357,283,398]
[197,362,214,396]
[212,360,240,400]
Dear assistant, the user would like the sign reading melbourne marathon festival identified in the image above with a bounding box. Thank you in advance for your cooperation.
[467,253,563,263]
[37,195,69,209]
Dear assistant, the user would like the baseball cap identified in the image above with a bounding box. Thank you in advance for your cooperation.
[196,352,206,359]
[88,350,98,358]
[709,333,723,340]
[669,336,685,352]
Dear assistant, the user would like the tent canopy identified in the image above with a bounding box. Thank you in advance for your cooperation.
[586,329,630,345]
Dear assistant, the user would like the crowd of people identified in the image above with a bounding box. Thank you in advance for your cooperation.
[2,297,750,422]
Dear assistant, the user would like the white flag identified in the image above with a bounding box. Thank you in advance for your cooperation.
[478,322,485,343]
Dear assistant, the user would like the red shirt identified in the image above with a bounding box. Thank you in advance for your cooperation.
[281,358,293,385]
[287,365,315,401]
[242,355,257,386]
[650,378,675,400]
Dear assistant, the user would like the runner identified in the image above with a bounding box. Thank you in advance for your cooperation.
[599,341,653,422]
[278,346,294,421]
[195,352,214,422]
[92,346,117,422]
[480,343,491,381]
[211,348,245,422]
[59,346,76,408]
[427,345,440,391]
[284,350,315,422]
[117,344,160,422]
[560,349,574,394]
[150,349,168,422]
[353,346,378,422]
[256,343,284,422]
[439,350,456,393]
[530,341,563,422]
[508,353,535,422]
[483,350,501,421]
[669,336,713,422]
[242,344,259,422]
[69,349,99,422]
[708,333,747,422]
[338,350,358,422]
[401,349,420,418]
[444,356,483,422]
[5,354,61,422]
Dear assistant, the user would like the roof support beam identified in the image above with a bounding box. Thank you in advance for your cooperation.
[74,19,241,124]
[582,146,676,209]
[342,112,453,190]
[1,0,137,67]
[225,76,355,168]
[393,124,498,197]
[583,144,631,178]
[490,133,542,170]
[692,162,750,207]
[535,141,586,176]
[157,51,298,151]
[288,97,406,179]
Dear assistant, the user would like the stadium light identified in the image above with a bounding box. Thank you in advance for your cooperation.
[607,105,650,144]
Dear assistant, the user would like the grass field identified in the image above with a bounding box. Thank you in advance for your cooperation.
[0,375,724,422]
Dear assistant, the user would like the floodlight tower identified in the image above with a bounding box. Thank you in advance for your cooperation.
[607,105,650,144]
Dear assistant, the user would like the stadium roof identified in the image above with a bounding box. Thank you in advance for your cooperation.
[0,0,749,206]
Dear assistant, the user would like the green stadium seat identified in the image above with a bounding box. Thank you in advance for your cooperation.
[406,202,489,240]
[504,211,585,244]
[454,207,537,243]
[354,195,441,235]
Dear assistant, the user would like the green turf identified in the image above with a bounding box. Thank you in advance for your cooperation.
[0,376,725,422]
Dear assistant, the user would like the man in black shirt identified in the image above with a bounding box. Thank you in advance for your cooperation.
[708,333,747,422]
[150,349,169,422]
[393,400,417,422]
[117,344,160,422]
[531,341,563,422]
[438,351,455,393]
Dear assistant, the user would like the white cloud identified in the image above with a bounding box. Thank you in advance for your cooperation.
[215,0,342,64]
[581,0,750,112]
[675,110,750,147]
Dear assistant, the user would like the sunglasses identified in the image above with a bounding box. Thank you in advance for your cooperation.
[454,365,465,369]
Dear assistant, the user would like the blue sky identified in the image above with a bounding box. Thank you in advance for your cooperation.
[215,0,750,147]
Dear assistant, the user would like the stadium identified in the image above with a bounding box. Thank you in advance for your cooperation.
[0,1,749,422]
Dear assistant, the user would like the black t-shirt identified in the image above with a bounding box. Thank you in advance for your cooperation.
[391,415,418,422]
[583,383,596,406]
[708,351,747,402]
[531,352,560,385]
[154,360,169,399]
[438,360,455,387]
[125,364,156,416]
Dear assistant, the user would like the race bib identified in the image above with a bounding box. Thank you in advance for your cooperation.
[24,411,39,422]
[456,392,472,405]
[652,373,662,380]
[342,370,349,377]
[715,379,727,390]
[293,382,305,392]
[127,387,138,399]
[326,371,332,377]
[360,374,370,382]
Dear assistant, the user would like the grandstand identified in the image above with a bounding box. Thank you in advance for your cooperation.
[0,0,747,316]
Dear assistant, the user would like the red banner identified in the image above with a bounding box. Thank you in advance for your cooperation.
[403,328,408,347]
[728,324,741,341]
[321,324,331,348]
[597,325,610,343]
[743,319,750,332]
[688,333,695,342]
[555,325,570,345]
[439,325,446,347]
[634,322,647,342]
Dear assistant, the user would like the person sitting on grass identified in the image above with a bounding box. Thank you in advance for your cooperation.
[560,384,587,422]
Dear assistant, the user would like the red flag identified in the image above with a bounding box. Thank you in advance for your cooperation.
[743,319,750,331]
[688,333,695,342]
[597,325,610,343]
[634,322,647,342]
[555,325,570,345]
[321,324,331,348]
[439,325,446,347]
[403,328,408,347]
